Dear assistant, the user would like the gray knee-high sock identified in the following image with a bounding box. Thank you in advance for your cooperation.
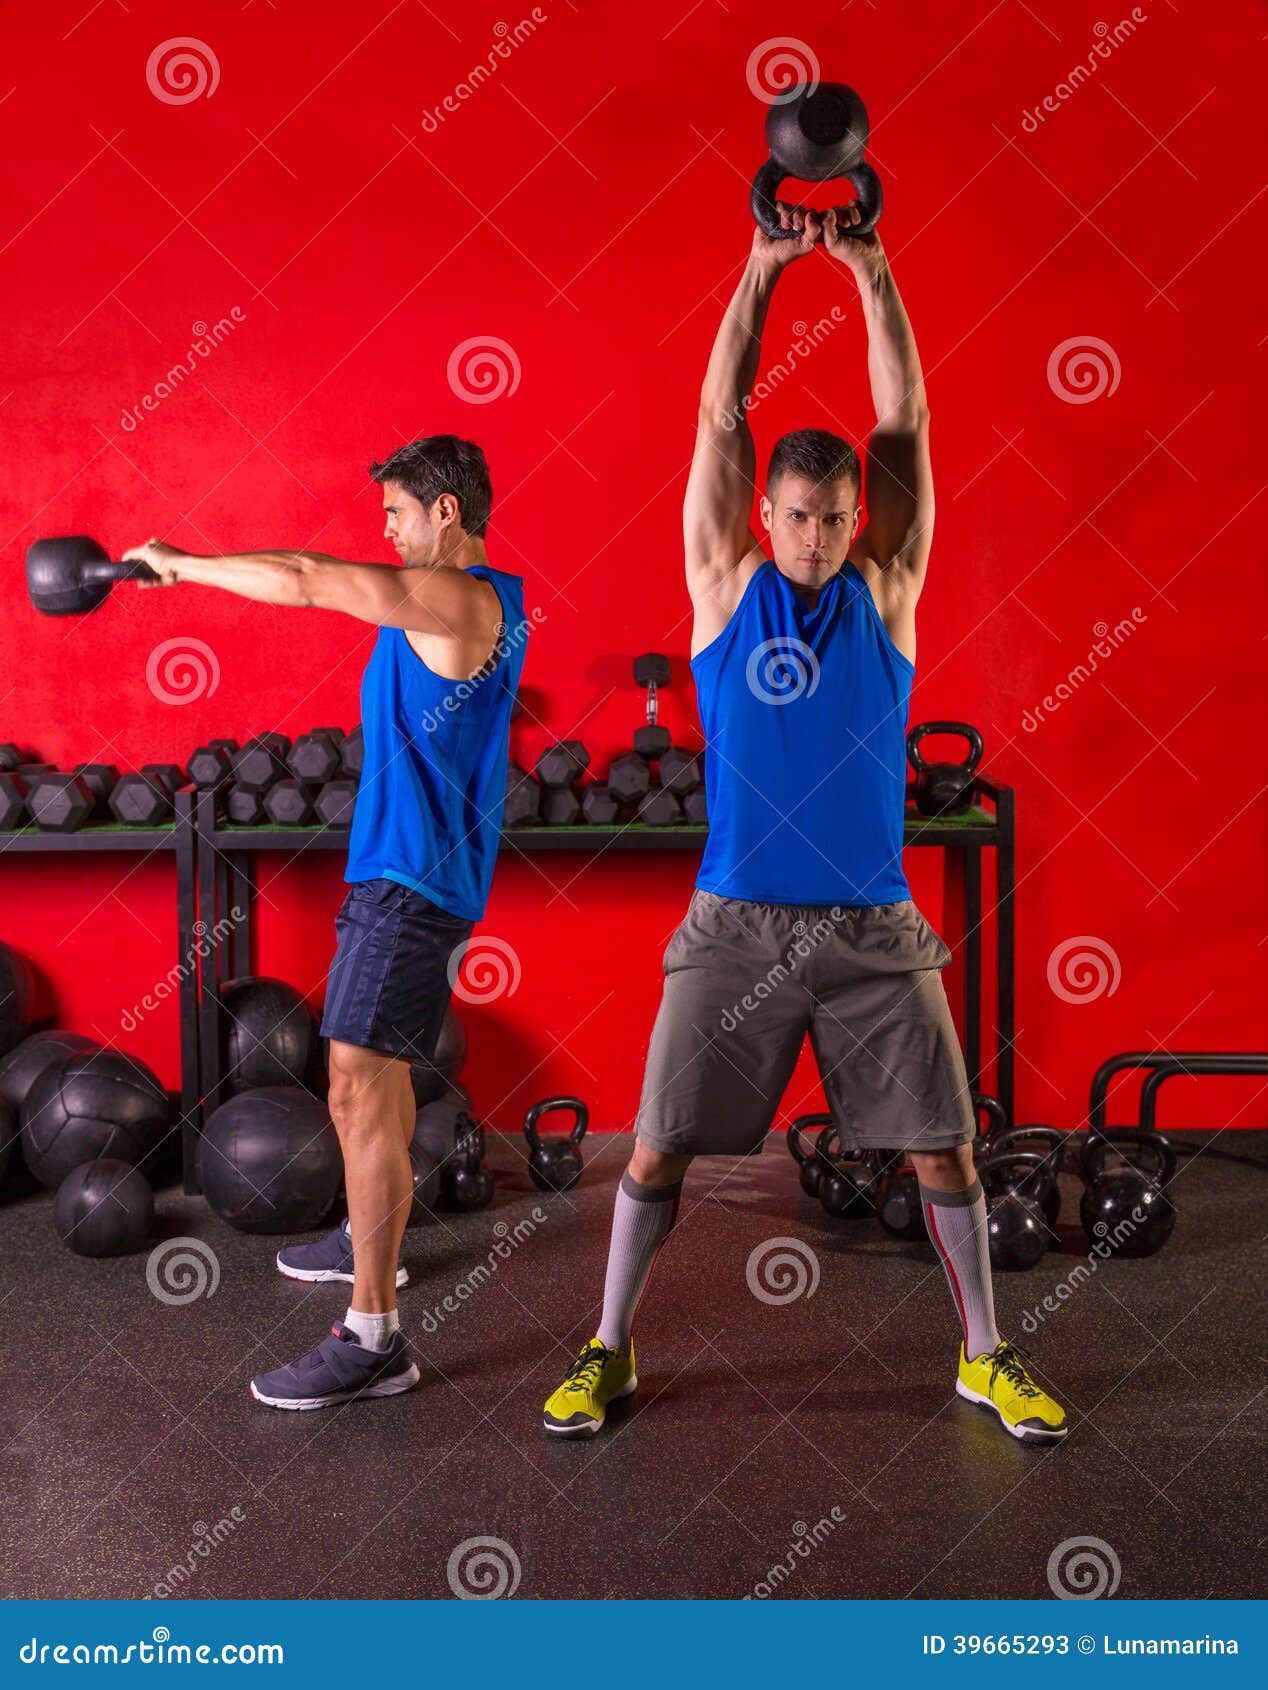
[596,1170,682,1352]
[920,1180,1000,1362]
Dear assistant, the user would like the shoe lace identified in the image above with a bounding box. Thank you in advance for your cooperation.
[988,1340,1040,1399]
[564,1343,609,1394]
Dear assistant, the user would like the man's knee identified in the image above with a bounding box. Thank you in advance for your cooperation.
[628,1138,692,1187]
[327,1045,404,1137]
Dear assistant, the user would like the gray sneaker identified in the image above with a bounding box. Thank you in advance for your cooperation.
[275,1221,408,1288]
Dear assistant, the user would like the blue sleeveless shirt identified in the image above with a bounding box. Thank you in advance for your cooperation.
[692,560,912,907]
[345,563,527,920]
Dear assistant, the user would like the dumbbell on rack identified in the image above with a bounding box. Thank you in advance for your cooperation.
[533,741,590,826]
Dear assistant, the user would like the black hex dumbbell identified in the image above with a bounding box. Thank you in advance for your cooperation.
[188,744,234,787]
[109,774,172,826]
[141,762,187,797]
[609,751,650,806]
[224,784,267,826]
[503,763,540,827]
[535,741,590,788]
[682,786,708,825]
[580,784,619,825]
[263,780,318,825]
[0,773,25,829]
[659,747,701,796]
[340,725,364,779]
[69,763,120,816]
[28,773,94,832]
[638,785,682,827]
[633,653,672,760]
[288,732,342,784]
[231,740,288,792]
[542,787,581,826]
[314,779,357,827]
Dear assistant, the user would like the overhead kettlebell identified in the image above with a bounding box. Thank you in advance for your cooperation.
[978,1151,1053,1272]
[906,722,984,817]
[817,1125,882,1220]
[523,1096,588,1193]
[980,1125,1069,1231]
[1079,1129,1176,1258]
[751,81,882,240]
[787,1111,834,1199]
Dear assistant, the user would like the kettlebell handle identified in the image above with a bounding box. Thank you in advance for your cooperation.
[751,158,882,241]
[1081,1128,1176,1188]
[980,1150,1054,1203]
[787,1112,833,1165]
[984,1123,1069,1176]
[907,721,984,776]
[523,1096,589,1151]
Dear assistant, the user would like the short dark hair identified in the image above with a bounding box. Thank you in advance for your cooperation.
[766,428,861,504]
[369,435,493,538]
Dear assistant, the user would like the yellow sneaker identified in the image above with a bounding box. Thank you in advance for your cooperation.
[956,1340,1069,1443]
[542,1339,637,1438]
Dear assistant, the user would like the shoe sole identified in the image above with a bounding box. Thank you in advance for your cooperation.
[275,1257,409,1289]
[250,1362,421,1411]
[542,1374,638,1439]
[955,1377,1068,1442]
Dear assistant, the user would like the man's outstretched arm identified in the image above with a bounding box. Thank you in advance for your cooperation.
[684,210,820,613]
[123,541,498,642]
[823,211,934,605]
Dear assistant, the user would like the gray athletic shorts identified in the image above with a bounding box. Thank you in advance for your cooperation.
[634,890,974,1158]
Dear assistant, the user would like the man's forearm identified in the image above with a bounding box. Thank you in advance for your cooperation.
[699,256,780,417]
[170,550,336,607]
[858,261,928,428]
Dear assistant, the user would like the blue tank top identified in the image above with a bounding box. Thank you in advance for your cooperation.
[692,559,913,907]
[345,563,527,920]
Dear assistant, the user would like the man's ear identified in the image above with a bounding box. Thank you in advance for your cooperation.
[758,495,773,533]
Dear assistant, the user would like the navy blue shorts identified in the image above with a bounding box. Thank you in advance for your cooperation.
[320,878,473,1062]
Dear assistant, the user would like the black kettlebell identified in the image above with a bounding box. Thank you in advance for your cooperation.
[448,1114,494,1212]
[1079,1129,1176,1258]
[980,1125,1069,1231]
[750,81,882,240]
[523,1096,588,1193]
[787,1111,834,1199]
[817,1126,882,1220]
[907,722,984,817]
[877,1159,925,1241]
[979,1151,1053,1272]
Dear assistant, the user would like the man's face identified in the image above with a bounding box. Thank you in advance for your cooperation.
[760,473,861,588]
[382,481,437,567]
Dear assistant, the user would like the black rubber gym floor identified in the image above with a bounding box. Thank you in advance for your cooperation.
[3,1130,1265,1601]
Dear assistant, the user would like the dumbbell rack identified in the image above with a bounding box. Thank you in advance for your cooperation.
[0,788,202,1140]
[184,778,1015,1191]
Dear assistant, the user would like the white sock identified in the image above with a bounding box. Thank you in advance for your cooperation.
[344,1307,400,1350]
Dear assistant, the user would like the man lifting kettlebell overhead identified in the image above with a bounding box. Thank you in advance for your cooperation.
[542,189,1069,1445]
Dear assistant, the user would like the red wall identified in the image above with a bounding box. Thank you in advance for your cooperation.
[3,0,1264,1136]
